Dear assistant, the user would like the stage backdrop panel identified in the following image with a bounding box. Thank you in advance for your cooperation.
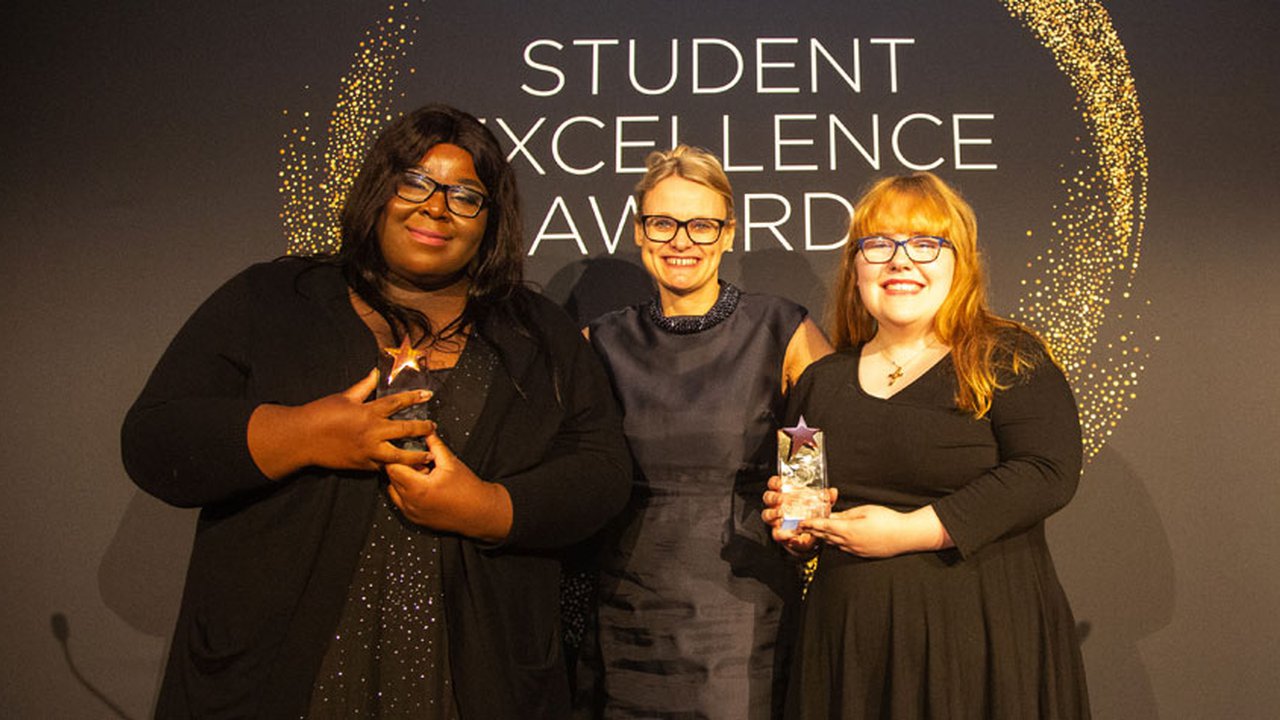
[1,1,1276,717]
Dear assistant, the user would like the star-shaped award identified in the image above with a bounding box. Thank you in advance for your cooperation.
[383,336,427,384]
[781,415,819,461]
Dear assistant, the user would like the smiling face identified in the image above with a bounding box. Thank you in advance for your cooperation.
[635,175,734,313]
[854,229,956,336]
[833,172,984,349]
[377,142,488,290]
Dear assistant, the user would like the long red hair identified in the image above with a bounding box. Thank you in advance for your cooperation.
[832,172,1046,417]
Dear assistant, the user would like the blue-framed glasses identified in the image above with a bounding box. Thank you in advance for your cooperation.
[854,235,953,263]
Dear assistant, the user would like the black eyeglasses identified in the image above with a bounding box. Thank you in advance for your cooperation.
[854,235,953,263]
[639,215,728,245]
[396,170,489,218]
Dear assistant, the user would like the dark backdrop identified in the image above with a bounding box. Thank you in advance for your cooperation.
[2,1,1277,716]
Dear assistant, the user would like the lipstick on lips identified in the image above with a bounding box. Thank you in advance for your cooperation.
[408,226,448,247]
[881,279,924,294]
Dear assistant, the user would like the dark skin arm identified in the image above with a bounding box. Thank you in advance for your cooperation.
[385,431,514,544]
[247,369,435,480]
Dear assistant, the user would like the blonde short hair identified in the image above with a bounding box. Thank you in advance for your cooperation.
[633,145,735,223]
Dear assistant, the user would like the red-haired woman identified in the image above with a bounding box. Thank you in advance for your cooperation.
[763,172,1090,719]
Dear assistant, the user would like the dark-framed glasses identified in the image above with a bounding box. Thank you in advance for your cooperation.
[639,215,727,245]
[854,235,953,263]
[396,170,489,218]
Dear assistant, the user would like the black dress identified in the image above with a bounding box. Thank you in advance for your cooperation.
[306,338,497,719]
[587,284,806,720]
[786,335,1089,720]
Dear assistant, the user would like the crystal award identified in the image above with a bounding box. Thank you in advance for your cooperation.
[777,416,830,530]
[377,336,430,452]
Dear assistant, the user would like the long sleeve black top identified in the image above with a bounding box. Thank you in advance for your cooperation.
[122,258,631,719]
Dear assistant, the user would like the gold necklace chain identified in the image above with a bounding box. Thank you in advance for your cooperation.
[875,339,936,386]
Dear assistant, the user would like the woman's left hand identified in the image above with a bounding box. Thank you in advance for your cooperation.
[800,504,952,558]
[385,430,513,543]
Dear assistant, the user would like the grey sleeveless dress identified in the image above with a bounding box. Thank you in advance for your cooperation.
[586,283,806,720]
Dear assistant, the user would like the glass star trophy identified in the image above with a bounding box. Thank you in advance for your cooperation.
[777,416,830,530]
[378,336,430,452]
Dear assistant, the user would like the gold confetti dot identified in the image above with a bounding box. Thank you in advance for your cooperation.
[1004,0,1152,458]
[280,1,1155,459]
[279,1,421,256]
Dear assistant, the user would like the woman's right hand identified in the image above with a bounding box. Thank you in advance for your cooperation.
[247,369,434,479]
[761,475,837,557]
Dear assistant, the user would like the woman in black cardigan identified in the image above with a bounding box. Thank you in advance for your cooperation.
[122,104,631,719]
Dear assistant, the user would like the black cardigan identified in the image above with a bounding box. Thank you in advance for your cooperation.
[122,258,631,719]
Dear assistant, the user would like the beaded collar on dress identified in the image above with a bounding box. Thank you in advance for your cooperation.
[645,282,741,334]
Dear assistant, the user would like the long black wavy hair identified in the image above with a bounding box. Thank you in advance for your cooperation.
[335,104,524,344]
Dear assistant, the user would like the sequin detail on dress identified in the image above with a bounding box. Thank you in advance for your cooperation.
[644,281,741,334]
[306,338,497,719]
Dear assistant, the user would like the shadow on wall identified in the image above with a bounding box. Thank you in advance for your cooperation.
[542,247,836,329]
[1049,447,1175,720]
[97,491,196,638]
[49,611,141,720]
[732,248,833,326]
[545,256,653,326]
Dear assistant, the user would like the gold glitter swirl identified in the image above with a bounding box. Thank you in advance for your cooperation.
[1001,0,1153,458]
[279,1,1153,457]
[279,2,421,255]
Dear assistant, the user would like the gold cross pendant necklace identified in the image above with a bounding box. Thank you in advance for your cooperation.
[878,340,935,386]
